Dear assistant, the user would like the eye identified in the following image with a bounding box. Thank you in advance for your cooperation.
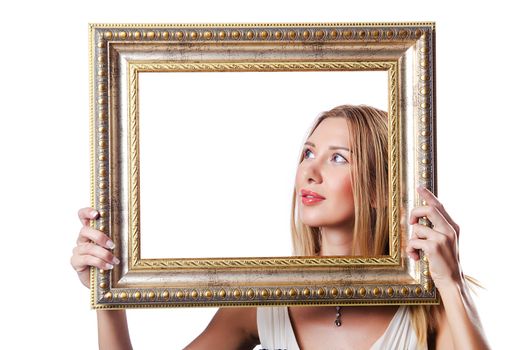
[332,153,348,164]
[302,148,348,164]
[302,148,314,160]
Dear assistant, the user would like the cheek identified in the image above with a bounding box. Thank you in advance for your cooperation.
[329,172,354,211]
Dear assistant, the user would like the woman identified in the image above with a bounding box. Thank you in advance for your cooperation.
[72,105,490,349]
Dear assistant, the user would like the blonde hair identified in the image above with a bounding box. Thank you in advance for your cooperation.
[289,104,438,346]
[290,104,389,256]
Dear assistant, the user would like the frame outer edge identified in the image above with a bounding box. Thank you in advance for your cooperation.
[431,24,438,197]
[90,23,439,308]
[88,22,436,29]
[88,24,96,309]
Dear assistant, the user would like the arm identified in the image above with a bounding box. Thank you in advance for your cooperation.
[72,208,259,350]
[185,307,259,350]
[97,310,133,350]
[71,208,133,350]
[406,187,490,350]
[434,280,489,350]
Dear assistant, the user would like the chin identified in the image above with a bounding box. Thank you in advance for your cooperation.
[299,214,328,228]
[300,212,353,229]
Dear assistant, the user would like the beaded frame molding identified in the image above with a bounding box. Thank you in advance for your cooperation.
[89,22,438,309]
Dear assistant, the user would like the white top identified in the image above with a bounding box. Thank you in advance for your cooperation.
[257,306,426,350]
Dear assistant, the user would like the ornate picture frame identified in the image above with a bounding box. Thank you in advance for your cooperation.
[89,22,437,308]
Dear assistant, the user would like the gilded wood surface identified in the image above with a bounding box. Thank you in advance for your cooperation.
[90,23,437,308]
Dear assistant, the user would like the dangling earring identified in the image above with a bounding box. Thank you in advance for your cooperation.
[335,306,342,327]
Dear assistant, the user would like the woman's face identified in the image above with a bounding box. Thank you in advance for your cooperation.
[295,117,355,228]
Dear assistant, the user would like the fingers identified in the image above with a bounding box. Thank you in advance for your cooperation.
[410,187,458,241]
[72,242,119,268]
[407,226,431,261]
[407,247,420,261]
[410,205,445,227]
[407,224,451,261]
[73,225,117,272]
[416,186,460,236]
[406,229,450,258]
[412,224,452,244]
[407,223,454,262]
[73,207,118,289]
[78,207,99,227]
[71,249,117,272]
[76,225,115,249]
[406,227,424,261]
[405,237,432,259]
[410,206,456,241]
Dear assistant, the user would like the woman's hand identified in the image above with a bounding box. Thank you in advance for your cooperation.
[70,207,119,288]
[406,186,463,291]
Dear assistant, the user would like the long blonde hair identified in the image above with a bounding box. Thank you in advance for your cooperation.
[290,104,389,256]
[289,104,436,346]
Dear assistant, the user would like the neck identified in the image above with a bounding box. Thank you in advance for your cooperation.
[319,224,359,256]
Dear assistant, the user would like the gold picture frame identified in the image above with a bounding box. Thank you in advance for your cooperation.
[90,22,438,308]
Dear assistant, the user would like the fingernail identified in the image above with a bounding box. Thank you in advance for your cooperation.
[106,240,115,249]
[90,210,99,219]
[113,257,120,265]
[105,263,114,270]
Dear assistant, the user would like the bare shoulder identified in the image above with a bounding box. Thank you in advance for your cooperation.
[184,307,259,350]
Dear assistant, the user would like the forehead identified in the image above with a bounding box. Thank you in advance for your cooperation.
[308,117,349,145]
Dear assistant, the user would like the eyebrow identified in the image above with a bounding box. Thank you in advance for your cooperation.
[304,141,350,152]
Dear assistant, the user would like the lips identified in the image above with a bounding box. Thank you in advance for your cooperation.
[301,189,325,199]
[300,189,325,205]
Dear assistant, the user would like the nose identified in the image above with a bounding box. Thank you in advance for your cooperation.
[303,160,322,184]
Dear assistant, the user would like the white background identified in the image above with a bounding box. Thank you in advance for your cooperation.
[1,1,526,349]
[139,71,387,258]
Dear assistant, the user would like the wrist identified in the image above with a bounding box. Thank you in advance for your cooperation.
[435,274,466,299]
[434,272,464,295]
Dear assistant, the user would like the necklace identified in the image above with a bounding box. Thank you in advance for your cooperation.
[335,306,342,327]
